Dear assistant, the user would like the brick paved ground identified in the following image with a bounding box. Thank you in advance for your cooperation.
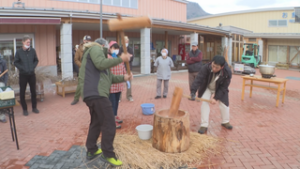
[0,69,300,169]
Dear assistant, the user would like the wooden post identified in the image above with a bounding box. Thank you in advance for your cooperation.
[233,34,236,62]
[165,31,168,49]
[116,32,120,44]
[214,37,218,57]
[238,35,241,62]
[287,46,290,64]
[203,36,207,60]
[265,40,269,63]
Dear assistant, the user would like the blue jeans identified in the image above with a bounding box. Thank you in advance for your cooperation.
[109,92,121,116]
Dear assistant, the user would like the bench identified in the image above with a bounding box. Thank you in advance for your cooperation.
[55,82,77,98]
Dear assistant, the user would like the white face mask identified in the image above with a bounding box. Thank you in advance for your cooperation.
[161,53,167,57]
[24,45,30,49]
[113,50,119,54]
[126,43,129,47]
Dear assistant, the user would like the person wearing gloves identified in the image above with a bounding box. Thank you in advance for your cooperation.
[78,38,132,167]
[190,55,233,134]
[107,41,126,129]
[154,48,174,99]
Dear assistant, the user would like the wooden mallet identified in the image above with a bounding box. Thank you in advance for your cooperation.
[108,14,152,75]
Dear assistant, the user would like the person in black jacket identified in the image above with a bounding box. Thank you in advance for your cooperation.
[190,55,233,134]
[14,35,39,116]
[118,36,134,102]
[0,55,8,123]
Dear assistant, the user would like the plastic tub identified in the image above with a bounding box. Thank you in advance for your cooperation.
[136,124,153,140]
[141,103,155,115]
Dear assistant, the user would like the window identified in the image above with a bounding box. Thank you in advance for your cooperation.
[122,0,130,7]
[269,20,277,27]
[58,0,138,8]
[269,20,288,27]
[278,20,287,26]
[249,38,256,42]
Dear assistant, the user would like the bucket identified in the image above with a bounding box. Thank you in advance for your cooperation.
[141,103,155,115]
[136,124,153,140]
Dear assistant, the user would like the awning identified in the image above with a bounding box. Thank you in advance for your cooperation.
[0,17,61,25]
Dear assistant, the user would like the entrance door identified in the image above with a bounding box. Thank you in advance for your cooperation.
[268,45,288,64]
[0,40,15,72]
[132,42,141,67]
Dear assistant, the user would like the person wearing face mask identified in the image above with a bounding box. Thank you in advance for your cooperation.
[14,35,39,116]
[154,48,174,99]
[107,41,126,129]
[71,35,92,105]
[118,36,134,102]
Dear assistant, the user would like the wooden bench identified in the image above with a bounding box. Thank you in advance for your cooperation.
[55,82,77,98]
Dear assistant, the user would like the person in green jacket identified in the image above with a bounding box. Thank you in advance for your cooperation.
[79,38,132,167]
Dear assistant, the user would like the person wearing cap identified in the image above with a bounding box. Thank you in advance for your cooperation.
[107,41,126,129]
[186,42,203,101]
[72,45,79,77]
[71,35,92,105]
[79,38,132,166]
[154,48,174,99]
[118,36,134,102]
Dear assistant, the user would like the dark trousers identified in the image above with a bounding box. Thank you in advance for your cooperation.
[85,98,116,158]
[109,92,121,116]
[19,74,37,111]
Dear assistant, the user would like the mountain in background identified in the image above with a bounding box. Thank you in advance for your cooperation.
[187,1,211,19]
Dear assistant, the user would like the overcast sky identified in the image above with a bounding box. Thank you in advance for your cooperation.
[188,0,299,14]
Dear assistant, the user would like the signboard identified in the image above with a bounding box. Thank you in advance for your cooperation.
[296,7,300,23]
[3,49,12,56]
[234,63,244,72]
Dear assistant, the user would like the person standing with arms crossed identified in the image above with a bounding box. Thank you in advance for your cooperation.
[186,42,203,101]
[14,35,39,116]
[71,35,92,105]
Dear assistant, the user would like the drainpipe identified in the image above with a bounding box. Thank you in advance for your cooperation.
[100,0,103,38]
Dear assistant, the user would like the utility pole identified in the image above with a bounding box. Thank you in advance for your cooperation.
[100,0,103,38]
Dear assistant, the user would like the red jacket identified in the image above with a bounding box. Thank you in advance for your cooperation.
[186,51,202,64]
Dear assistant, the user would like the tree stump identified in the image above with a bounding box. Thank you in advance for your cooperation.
[152,109,190,153]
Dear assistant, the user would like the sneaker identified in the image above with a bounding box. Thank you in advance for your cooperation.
[115,116,123,123]
[71,100,79,105]
[100,154,123,167]
[32,108,39,114]
[163,95,167,98]
[86,148,103,160]
[221,123,233,130]
[128,97,134,102]
[116,122,121,129]
[189,93,196,101]
[198,127,207,134]
[155,96,161,99]
[23,110,29,116]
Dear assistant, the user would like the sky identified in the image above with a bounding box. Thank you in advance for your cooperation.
[188,0,300,14]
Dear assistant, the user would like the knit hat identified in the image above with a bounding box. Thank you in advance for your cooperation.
[109,41,117,48]
[83,35,92,41]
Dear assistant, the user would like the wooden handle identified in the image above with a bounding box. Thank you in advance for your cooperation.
[116,14,131,75]
[0,69,8,78]
[183,94,211,103]
[168,87,183,118]
[108,14,152,31]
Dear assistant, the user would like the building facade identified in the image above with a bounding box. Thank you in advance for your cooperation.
[188,7,300,67]
[1,0,231,78]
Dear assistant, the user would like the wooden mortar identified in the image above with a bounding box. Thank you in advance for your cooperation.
[152,109,190,153]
